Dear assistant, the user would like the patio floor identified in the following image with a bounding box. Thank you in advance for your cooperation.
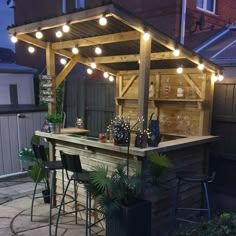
[0,175,105,236]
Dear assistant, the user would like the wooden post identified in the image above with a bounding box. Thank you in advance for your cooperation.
[138,34,151,130]
[46,42,56,114]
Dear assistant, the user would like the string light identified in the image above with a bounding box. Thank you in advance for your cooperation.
[198,62,205,71]
[60,58,67,65]
[103,72,109,78]
[109,75,114,82]
[91,62,96,69]
[218,73,224,81]
[95,46,102,55]
[173,48,180,57]
[72,46,79,54]
[143,32,150,41]
[99,14,107,26]
[28,46,35,53]
[87,68,93,74]
[35,30,43,39]
[62,23,70,33]
[176,65,183,74]
[56,30,63,38]
[11,35,18,43]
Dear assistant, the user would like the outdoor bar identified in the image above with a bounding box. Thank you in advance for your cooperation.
[8,3,220,234]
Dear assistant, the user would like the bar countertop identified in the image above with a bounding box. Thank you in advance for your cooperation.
[35,131,218,158]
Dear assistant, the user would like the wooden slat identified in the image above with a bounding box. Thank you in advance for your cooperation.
[183,74,202,98]
[120,75,137,97]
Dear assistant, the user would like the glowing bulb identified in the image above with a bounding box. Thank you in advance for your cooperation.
[198,63,204,71]
[87,68,93,74]
[91,62,96,69]
[218,74,224,81]
[72,47,79,54]
[176,66,183,74]
[28,46,35,53]
[103,72,109,78]
[62,24,70,33]
[60,58,67,65]
[138,59,140,64]
[11,35,18,43]
[143,32,150,41]
[99,16,107,26]
[35,31,43,39]
[109,75,114,82]
[56,30,63,38]
[95,46,102,55]
[173,49,180,57]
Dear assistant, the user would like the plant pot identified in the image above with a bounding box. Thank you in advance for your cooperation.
[48,122,61,134]
[42,189,50,204]
[106,199,152,236]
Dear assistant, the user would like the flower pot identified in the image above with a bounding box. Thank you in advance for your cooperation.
[42,189,50,204]
[48,122,61,134]
[106,199,152,236]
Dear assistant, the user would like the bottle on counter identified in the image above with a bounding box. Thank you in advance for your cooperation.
[176,80,184,98]
[164,77,171,98]
[149,82,154,98]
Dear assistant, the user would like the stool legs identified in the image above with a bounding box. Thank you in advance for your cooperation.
[74,179,78,224]
[203,182,211,220]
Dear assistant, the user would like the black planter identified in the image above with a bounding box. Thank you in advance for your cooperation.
[42,189,50,204]
[106,199,152,236]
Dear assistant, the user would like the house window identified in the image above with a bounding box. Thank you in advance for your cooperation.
[197,0,216,13]
[75,0,84,9]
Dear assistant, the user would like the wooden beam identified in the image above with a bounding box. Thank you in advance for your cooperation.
[121,75,137,97]
[138,34,151,131]
[93,51,186,64]
[8,5,114,35]
[52,31,140,50]
[17,34,47,49]
[55,56,78,88]
[183,74,202,98]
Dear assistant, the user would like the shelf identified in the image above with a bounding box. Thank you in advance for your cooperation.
[115,97,204,102]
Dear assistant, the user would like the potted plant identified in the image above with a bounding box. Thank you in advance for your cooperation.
[18,135,50,203]
[86,152,171,236]
[46,112,63,134]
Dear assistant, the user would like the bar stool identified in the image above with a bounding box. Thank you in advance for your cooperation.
[173,171,213,224]
[31,144,65,235]
[55,152,95,236]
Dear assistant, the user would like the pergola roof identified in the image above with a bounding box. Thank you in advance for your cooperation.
[8,3,220,80]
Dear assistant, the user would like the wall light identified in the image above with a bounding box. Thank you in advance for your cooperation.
[72,46,79,54]
[176,65,183,74]
[56,30,63,38]
[95,46,102,55]
[143,32,150,41]
[62,23,70,33]
[60,58,67,65]
[173,48,180,57]
[28,46,35,54]
[103,71,109,78]
[11,34,18,43]
[35,30,43,39]
[87,68,93,74]
[99,14,107,26]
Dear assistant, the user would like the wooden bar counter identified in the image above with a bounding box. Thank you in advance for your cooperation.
[36,130,217,232]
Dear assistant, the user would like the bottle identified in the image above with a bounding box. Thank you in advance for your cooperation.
[164,78,171,98]
[149,82,154,98]
[177,80,184,98]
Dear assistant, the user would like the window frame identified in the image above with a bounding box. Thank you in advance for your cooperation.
[196,0,216,14]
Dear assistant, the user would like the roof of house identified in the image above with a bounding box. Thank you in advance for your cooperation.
[0,63,37,73]
[0,47,16,63]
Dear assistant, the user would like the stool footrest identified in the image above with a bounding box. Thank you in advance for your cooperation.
[176,217,198,224]
[177,207,209,211]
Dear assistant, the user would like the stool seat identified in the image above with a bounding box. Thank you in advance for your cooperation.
[72,171,90,183]
[176,171,209,182]
[44,160,64,170]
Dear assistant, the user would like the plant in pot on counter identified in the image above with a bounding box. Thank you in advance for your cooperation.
[85,152,171,236]
[18,135,50,203]
[46,112,63,134]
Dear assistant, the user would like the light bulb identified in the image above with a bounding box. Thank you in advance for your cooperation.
[99,16,107,26]
[103,72,109,78]
[173,49,180,57]
[109,75,114,82]
[176,66,183,74]
[91,62,96,69]
[72,47,79,54]
[62,24,70,33]
[35,31,43,39]
[95,46,102,55]
[87,68,93,74]
[11,35,18,43]
[56,30,63,38]
[218,74,224,81]
[143,32,150,41]
[28,46,35,53]
[198,63,204,71]
[213,74,218,82]
[60,58,67,65]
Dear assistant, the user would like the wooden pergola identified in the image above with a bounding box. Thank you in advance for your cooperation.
[8,3,220,132]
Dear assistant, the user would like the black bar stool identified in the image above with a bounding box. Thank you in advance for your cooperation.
[31,144,65,235]
[55,152,100,236]
[173,171,213,224]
